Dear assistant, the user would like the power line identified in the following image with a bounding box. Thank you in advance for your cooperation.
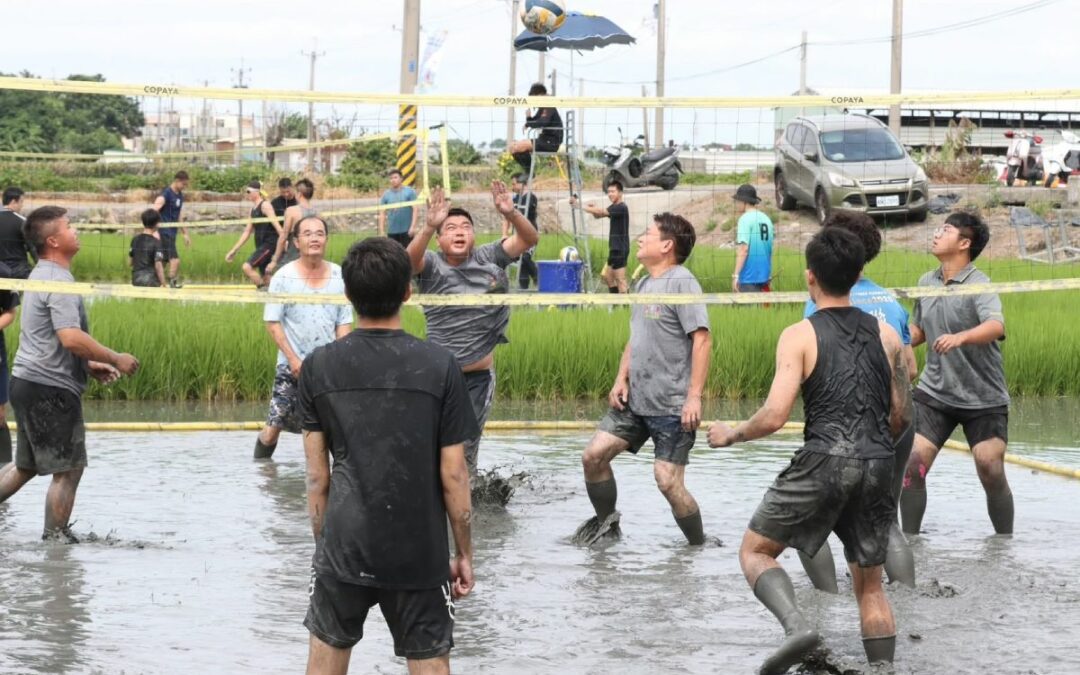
[570,0,1063,87]
[813,0,1063,46]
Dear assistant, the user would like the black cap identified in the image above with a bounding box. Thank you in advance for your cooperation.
[246,180,262,191]
[734,184,761,205]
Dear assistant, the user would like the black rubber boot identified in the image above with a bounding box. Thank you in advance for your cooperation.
[608,286,619,294]
[0,424,11,464]
[987,488,1014,535]
[753,567,822,675]
[884,523,916,587]
[797,545,839,593]
[674,510,705,546]
[899,487,927,535]
[585,478,617,519]
[862,635,896,666]
[254,438,277,459]
[512,151,532,173]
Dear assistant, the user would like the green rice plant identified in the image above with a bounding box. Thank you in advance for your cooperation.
[3,293,1078,401]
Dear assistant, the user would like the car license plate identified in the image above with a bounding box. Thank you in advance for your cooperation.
[877,195,900,207]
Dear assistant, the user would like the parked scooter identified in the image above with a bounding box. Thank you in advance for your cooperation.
[1042,130,1080,186]
[601,127,682,190]
[1003,130,1051,187]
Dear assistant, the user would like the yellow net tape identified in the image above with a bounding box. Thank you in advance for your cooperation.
[0,278,1076,306]
[0,75,1076,109]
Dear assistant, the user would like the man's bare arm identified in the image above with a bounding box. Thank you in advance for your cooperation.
[441,442,472,560]
[882,325,915,437]
[303,430,331,541]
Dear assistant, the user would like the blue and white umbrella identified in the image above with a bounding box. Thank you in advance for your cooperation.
[514,11,636,53]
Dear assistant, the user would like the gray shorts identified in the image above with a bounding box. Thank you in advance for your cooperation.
[749,451,896,568]
[10,377,88,476]
[463,369,495,475]
[266,364,301,434]
[598,406,695,466]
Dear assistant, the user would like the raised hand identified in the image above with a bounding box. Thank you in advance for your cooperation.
[425,187,450,231]
[491,180,515,216]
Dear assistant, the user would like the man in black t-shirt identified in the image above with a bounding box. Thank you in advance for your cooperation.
[271,177,298,225]
[299,237,478,675]
[572,180,630,293]
[505,173,539,289]
[129,209,166,287]
[0,187,34,278]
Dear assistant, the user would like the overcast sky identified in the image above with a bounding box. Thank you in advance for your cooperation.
[5,0,1074,146]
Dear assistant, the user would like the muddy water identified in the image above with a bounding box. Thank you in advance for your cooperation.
[0,410,1078,673]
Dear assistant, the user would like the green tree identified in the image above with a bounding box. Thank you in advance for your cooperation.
[442,139,480,165]
[283,113,309,139]
[0,72,143,154]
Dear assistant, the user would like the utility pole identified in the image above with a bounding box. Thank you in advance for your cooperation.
[578,77,584,146]
[654,0,666,149]
[398,0,421,187]
[889,0,903,135]
[538,52,546,87]
[799,31,808,95]
[641,85,650,149]
[231,59,251,166]
[302,39,325,172]
[507,0,520,146]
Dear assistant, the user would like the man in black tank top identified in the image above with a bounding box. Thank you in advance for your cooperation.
[707,228,914,674]
[226,180,283,289]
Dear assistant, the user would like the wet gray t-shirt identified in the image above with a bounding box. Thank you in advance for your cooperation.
[913,264,1009,409]
[12,261,89,395]
[628,266,710,416]
[416,241,513,367]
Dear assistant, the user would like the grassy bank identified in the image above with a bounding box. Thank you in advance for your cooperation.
[5,291,1078,401]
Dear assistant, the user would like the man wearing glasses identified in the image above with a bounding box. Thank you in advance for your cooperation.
[900,212,1013,535]
[252,216,354,460]
[406,182,539,497]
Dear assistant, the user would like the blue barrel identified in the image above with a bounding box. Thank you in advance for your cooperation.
[537,260,584,293]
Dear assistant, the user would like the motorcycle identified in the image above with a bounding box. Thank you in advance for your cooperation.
[1003,130,1053,187]
[1042,130,1080,186]
[601,127,682,191]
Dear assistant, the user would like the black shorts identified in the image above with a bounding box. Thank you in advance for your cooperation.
[913,389,1008,448]
[749,451,895,567]
[388,232,413,248]
[305,569,454,659]
[247,244,275,275]
[598,406,695,466]
[534,133,562,153]
[159,232,179,261]
[606,250,629,270]
[0,343,8,405]
[10,377,87,476]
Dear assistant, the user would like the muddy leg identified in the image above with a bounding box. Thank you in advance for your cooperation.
[43,467,83,538]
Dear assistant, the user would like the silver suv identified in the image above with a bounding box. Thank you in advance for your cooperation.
[774,114,929,223]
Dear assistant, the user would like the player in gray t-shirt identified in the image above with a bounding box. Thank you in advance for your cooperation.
[406,183,539,491]
[576,213,712,546]
[0,206,139,542]
[900,211,1013,536]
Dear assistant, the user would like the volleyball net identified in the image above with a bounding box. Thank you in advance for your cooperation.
[0,75,1079,304]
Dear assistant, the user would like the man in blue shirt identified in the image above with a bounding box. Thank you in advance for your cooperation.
[378,169,418,248]
[800,210,918,591]
[152,170,191,288]
[732,184,774,293]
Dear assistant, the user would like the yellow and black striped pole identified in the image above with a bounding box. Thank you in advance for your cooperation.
[397,104,418,187]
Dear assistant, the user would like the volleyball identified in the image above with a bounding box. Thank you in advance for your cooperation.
[520,0,567,35]
[559,245,579,262]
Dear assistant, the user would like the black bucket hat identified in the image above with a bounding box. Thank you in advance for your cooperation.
[734,184,761,205]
